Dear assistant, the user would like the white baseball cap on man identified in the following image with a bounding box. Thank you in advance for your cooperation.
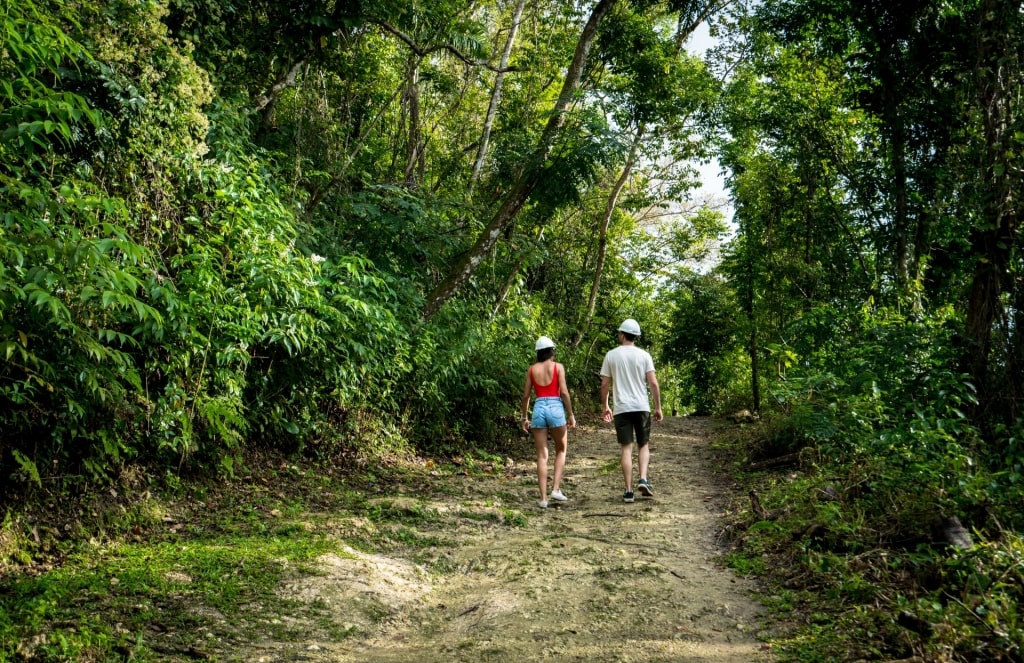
[618,318,642,336]
[535,336,556,351]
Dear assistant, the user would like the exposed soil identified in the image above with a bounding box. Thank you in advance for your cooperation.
[241,416,774,662]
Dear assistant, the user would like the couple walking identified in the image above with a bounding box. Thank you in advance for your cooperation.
[519,318,664,508]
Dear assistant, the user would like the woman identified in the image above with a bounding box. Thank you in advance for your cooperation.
[520,336,576,508]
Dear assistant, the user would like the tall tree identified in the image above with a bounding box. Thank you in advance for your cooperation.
[422,0,620,320]
[963,0,1024,424]
[469,0,527,194]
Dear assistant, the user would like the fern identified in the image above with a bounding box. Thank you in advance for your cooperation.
[11,450,41,487]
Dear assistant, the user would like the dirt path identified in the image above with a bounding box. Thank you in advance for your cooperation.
[245,417,773,662]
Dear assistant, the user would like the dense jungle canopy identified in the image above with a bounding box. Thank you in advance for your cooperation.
[4,0,1024,503]
[1,0,1021,471]
[2,0,1024,657]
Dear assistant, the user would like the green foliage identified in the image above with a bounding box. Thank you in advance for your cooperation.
[320,184,451,281]
[0,0,420,485]
[403,302,528,453]
[708,5,1024,654]
[723,303,1023,661]
[0,3,100,156]
[150,156,324,464]
[1,0,160,480]
[598,4,719,126]
[924,536,1024,659]
[768,306,985,521]
[9,450,40,488]
[663,271,743,414]
[532,109,622,215]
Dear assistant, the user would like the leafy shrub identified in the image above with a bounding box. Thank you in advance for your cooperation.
[401,301,528,454]
[769,306,985,529]
[663,272,744,415]
[0,0,420,487]
[918,534,1024,661]
[0,0,159,483]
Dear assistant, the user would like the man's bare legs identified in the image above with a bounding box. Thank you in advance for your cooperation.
[620,442,634,491]
[621,442,650,492]
[638,442,650,483]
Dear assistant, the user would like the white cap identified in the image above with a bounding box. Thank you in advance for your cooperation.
[535,336,556,351]
[618,318,641,336]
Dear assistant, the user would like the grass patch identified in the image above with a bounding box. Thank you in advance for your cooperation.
[0,448,535,661]
[0,530,338,661]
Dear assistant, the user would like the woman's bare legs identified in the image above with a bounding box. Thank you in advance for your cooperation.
[550,425,568,494]
[532,427,549,502]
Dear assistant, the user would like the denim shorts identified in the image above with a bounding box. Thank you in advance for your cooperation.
[530,397,567,429]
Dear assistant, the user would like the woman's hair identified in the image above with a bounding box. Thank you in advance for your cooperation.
[536,347,555,362]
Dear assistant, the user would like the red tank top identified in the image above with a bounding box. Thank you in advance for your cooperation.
[531,363,560,398]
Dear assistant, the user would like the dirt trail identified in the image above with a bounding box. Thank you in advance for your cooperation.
[245,417,773,662]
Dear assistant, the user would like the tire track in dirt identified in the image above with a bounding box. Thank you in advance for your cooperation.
[244,416,773,663]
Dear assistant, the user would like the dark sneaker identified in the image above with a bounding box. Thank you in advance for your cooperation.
[623,490,635,503]
[638,478,654,497]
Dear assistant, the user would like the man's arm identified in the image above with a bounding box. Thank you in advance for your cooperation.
[600,375,613,422]
[647,370,663,422]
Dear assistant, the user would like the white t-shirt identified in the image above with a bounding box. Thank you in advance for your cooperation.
[600,345,656,415]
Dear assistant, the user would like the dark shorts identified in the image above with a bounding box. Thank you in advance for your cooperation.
[613,411,651,447]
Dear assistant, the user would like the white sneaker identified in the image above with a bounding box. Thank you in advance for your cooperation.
[538,500,548,509]
[550,490,568,502]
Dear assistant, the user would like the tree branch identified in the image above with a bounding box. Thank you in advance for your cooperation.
[254,59,307,113]
[421,0,620,320]
[371,19,525,73]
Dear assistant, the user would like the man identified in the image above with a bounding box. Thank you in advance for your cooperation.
[600,318,663,503]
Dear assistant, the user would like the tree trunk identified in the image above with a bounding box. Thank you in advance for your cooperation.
[469,0,526,195]
[567,7,709,344]
[256,58,307,127]
[403,55,424,186]
[882,70,911,296]
[741,231,761,414]
[572,124,645,348]
[963,0,1020,419]
[749,323,761,413]
[422,0,620,321]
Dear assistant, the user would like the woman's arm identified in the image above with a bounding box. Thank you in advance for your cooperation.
[557,363,576,429]
[520,368,533,432]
